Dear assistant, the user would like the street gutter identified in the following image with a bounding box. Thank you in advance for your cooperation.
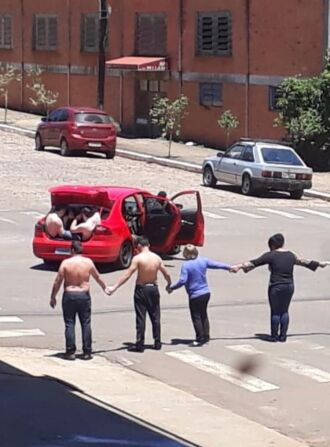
[1,123,329,201]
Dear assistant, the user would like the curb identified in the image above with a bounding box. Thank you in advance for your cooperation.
[1,123,329,201]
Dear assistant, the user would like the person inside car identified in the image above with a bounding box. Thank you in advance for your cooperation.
[70,207,101,241]
[45,205,74,240]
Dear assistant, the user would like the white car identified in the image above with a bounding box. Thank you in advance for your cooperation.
[202,140,313,199]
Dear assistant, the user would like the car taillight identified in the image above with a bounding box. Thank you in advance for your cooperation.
[273,172,282,179]
[35,223,44,236]
[262,171,282,178]
[296,173,312,180]
[94,225,112,236]
[261,170,272,178]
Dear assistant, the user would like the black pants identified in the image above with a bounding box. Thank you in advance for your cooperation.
[189,293,210,342]
[62,290,92,354]
[268,283,294,337]
[134,284,160,346]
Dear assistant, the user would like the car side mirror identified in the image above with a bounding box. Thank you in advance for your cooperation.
[41,117,49,122]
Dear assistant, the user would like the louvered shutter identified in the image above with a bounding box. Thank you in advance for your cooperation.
[48,16,57,49]
[3,16,12,48]
[216,13,231,55]
[36,16,46,49]
[197,12,232,56]
[136,13,167,56]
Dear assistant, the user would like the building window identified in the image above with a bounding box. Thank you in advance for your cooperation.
[269,86,282,111]
[81,13,99,52]
[136,13,167,56]
[199,83,223,106]
[139,80,161,92]
[0,15,12,49]
[33,14,58,51]
[196,12,232,56]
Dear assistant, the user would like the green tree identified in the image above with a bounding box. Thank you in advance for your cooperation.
[150,94,189,158]
[26,67,59,117]
[0,65,21,123]
[217,110,239,147]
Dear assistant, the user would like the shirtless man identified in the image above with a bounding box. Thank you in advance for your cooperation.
[108,236,171,352]
[70,207,101,241]
[50,240,109,360]
[45,206,68,238]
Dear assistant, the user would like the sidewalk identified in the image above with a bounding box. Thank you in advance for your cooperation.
[0,108,329,198]
[0,347,309,447]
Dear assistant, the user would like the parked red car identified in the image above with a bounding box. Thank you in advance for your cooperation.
[35,107,117,159]
[33,185,204,267]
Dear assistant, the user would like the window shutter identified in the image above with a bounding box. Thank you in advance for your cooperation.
[80,14,85,51]
[3,16,12,47]
[48,16,57,49]
[85,15,98,51]
[36,16,47,49]
[199,16,214,53]
[216,13,231,55]
[153,14,167,55]
[136,13,167,56]
[197,11,232,56]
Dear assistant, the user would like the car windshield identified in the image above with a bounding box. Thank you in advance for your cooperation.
[74,113,112,124]
[261,147,303,166]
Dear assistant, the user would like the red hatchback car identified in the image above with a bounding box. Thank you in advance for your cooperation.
[33,185,204,268]
[35,107,117,159]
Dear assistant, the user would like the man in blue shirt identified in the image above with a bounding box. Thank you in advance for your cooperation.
[167,244,231,346]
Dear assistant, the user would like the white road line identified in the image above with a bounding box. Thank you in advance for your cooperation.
[0,217,17,224]
[20,211,44,219]
[295,209,330,219]
[221,208,266,219]
[0,316,23,323]
[167,350,278,393]
[203,211,227,220]
[0,329,45,338]
[258,208,303,219]
[227,344,330,382]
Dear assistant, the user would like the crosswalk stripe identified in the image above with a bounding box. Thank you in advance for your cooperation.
[295,209,330,219]
[0,316,23,323]
[204,211,227,220]
[221,208,266,219]
[0,329,45,338]
[258,208,303,219]
[0,217,17,224]
[167,350,278,393]
[227,344,330,383]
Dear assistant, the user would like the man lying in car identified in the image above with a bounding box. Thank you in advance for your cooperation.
[70,207,101,241]
[45,205,76,240]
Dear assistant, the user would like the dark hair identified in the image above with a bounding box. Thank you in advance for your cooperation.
[82,206,94,217]
[71,240,83,254]
[268,233,285,250]
[54,205,66,212]
[157,191,167,198]
[136,236,150,247]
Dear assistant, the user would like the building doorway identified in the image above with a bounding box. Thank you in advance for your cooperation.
[135,79,165,138]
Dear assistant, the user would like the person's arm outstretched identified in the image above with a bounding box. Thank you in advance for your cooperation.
[107,257,138,295]
[231,252,271,273]
[206,258,231,270]
[294,254,329,271]
[168,263,188,292]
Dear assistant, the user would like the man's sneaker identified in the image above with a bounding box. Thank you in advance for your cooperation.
[63,352,76,361]
[154,341,162,350]
[190,340,204,347]
[81,353,93,360]
[128,344,144,353]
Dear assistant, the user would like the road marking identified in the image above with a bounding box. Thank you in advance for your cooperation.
[204,211,227,220]
[20,211,44,219]
[167,350,278,393]
[295,209,330,219]
[0,329,45,338]
[227,344,330,383]
[221,208,266,219]
[258,208,303,219]
[0,316,23,323]
[0,217,17,224]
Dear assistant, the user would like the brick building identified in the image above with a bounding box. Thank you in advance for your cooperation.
[0,0,329,147]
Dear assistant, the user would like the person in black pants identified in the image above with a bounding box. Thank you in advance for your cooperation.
[231,233,328,342]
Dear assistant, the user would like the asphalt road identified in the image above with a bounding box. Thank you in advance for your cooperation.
[1,133,330,446]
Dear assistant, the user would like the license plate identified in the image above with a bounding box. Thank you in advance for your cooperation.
[282,172,296,179]
[88,142,102,148]
[55,248,71,255]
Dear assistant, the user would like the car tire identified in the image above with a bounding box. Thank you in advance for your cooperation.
[60,139,71,157]
[167,245,181,255]
[116,240,133,269]
[105,152,115,159]
[35,133,44,151]
[241,174,254,196]
[203,166,217,187]
[290,189,304,200]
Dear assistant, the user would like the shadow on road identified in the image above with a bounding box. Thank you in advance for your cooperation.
[0,359,195,447]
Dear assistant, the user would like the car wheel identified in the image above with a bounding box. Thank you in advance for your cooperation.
[35,133,44,151]
[290,189,304,200]
[241,174,254,195]
[105,152,115,159]
[203,166,217,187]
[167,245,181,255]
[117,240,133,269]
[60,139,71,156]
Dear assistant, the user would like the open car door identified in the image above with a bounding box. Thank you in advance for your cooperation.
[170,190,204,246]
[142,194,181,253]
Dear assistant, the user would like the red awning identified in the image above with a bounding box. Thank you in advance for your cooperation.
[106,56,167,71]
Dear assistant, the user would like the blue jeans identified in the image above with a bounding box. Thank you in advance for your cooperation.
[268,283,294,337]
[62,291,92,354]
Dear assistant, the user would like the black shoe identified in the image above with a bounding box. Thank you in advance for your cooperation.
[204,336,210,343]
[279,335,287,342]
[63,352,76,361]
[154,341,162,350]
[81,353,93,360]
[128,344,144,353]
[190,340,204,347]
[269,335,279,342]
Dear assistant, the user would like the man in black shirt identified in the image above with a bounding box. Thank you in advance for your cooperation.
[231,233,328,342]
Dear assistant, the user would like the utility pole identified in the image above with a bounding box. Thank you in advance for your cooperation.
[97,0,110,109]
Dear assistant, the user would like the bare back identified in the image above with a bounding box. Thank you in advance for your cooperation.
[135,251,163,285]
[61,255,94,292]
[45,213,64,238]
